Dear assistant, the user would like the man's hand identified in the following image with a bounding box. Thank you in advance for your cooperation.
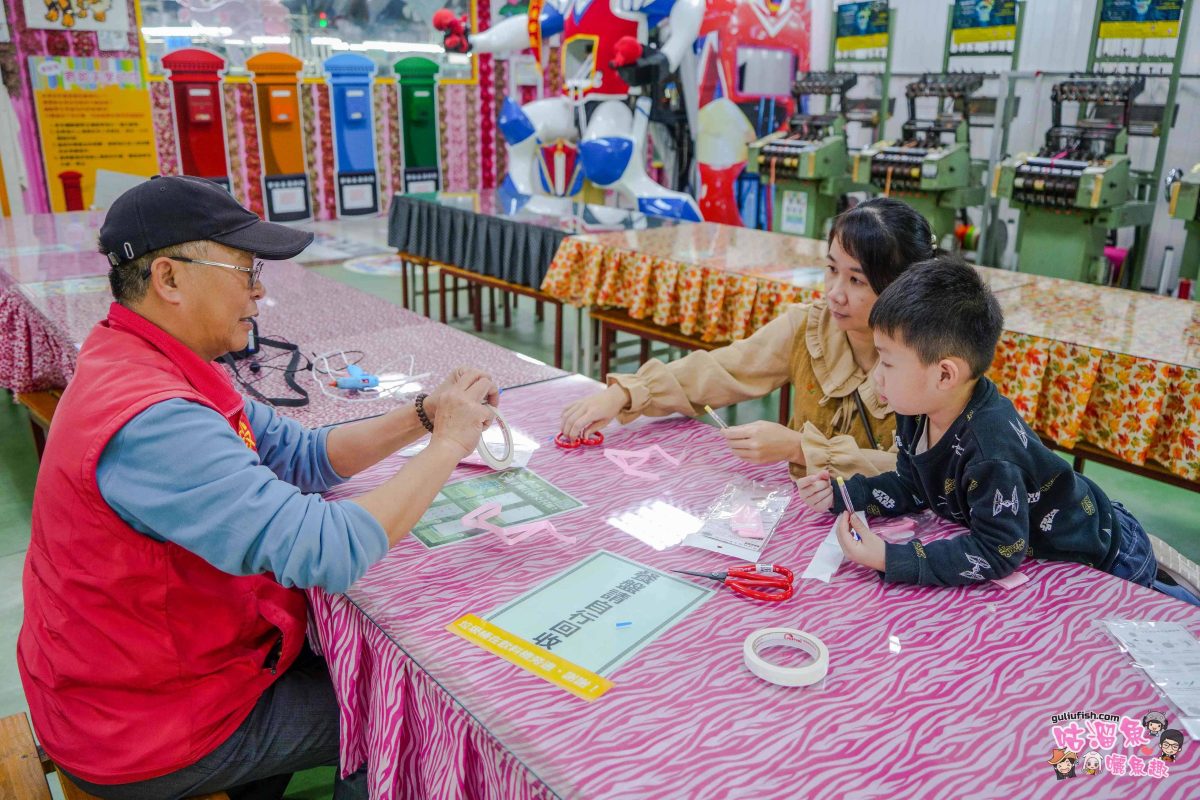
[423,367,498,424]
[721,420,804,465]
[834,511,886,571]
[427,369,497,461]
[795,469,834,511]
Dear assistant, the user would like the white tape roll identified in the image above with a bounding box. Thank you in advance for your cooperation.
[475,405,514,470]
[743,628,829,687]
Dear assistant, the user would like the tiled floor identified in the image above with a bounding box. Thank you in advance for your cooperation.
[3,261,1198,799]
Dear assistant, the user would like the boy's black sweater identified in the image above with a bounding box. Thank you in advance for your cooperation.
[833,378,1121,586]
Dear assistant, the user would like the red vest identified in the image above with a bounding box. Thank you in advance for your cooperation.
[18,303,308,785]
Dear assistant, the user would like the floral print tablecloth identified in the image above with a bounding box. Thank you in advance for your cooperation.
[541,223,826,343]
[544,228,1198,482]
[989,276,1200,482]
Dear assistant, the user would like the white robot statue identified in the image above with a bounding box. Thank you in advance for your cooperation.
[434,0,704,221]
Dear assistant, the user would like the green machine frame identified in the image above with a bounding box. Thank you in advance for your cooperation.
[1167,165,1200,282]
[746,73,864,238]
[994,0,1192,285]
[745,1,895,239]
[853,1,1025,244]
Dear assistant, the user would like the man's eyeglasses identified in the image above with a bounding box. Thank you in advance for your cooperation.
[169,256,264,288]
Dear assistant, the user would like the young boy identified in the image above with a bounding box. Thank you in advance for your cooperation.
[795,256,1199,605]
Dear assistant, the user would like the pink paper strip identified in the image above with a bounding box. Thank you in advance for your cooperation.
[460,502,577,546]
[602,446,681,481]
[991,571,1032,590]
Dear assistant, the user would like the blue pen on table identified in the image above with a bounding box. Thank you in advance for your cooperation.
[836,476,862,542]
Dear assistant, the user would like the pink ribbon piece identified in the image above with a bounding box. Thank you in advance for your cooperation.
[990,570,1032,590]
[602,445,681,481]
[731,504,765,539]
[460,501,577,546]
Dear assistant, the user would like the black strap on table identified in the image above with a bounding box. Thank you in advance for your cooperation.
[220,326,310,408]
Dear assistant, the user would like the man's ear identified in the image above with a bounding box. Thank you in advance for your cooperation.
[147,256,184,304]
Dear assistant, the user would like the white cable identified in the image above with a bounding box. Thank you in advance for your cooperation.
[475,405,514,470]
[743,628,829,687]
[309,351,427,404]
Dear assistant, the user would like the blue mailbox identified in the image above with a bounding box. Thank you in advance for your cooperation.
[325,53,379,216]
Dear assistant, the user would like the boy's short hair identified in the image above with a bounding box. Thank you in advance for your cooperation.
[868,255,1004,378]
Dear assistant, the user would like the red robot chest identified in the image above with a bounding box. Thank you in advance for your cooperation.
[561,0,642,99]
[700,0,811,106]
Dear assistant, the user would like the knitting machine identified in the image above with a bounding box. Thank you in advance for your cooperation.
[746,72,862,237]
[994,74,1155,282]
[852,72,987,239]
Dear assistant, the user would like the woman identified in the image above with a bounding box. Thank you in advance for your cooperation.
[559,197,935,480]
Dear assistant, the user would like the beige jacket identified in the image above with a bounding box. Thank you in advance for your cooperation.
[609,301,898,479]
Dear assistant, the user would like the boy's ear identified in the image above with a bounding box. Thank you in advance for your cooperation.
[936,357,967,389]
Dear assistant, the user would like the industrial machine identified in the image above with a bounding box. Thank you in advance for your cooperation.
[852,72,987,239]
[1167,164,1200,284]
[994,74,1153,283]
[746,72,863,238]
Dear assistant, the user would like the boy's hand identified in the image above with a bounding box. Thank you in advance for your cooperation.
[835,511,886,571]
[795,470,834,511]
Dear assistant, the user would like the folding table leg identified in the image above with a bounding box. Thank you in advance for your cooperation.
[439,270,448,322]
[553,302,563,369]
[422,263,431,317]
[599,322,614,379]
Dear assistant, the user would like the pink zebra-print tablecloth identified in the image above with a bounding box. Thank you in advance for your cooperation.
[0,261,565,418]
[310,374,1200,799]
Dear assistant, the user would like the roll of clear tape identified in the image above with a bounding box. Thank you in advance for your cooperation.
[475,405,514,470]
[743,628,829,687]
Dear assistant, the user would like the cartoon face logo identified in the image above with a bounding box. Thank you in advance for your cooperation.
[1133,0,1153,16]
[1143,711,1168,736]
[1048,748,1078,779]
[1159,729,1185,762]
[1081,751,1102,775]
[855,4,872,33]
[977,0,995,24]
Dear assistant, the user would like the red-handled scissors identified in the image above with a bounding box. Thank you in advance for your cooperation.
[673,564,794,602]
[555,431,604,449]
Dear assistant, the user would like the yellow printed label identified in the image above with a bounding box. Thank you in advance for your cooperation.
[952,24,1016,45]
[836,33,888,52]
[1098,20,1179,39]
[448,614,613,701]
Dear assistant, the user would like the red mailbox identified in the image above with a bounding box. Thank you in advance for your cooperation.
[58,171,84,211]
[162,48,230,188]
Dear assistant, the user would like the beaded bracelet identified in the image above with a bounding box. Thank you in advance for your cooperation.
[414,393,435,433]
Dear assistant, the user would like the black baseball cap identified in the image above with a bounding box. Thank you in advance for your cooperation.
[99,175,314,266]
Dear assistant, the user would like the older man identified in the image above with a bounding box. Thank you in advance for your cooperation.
[18,176,497,799]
